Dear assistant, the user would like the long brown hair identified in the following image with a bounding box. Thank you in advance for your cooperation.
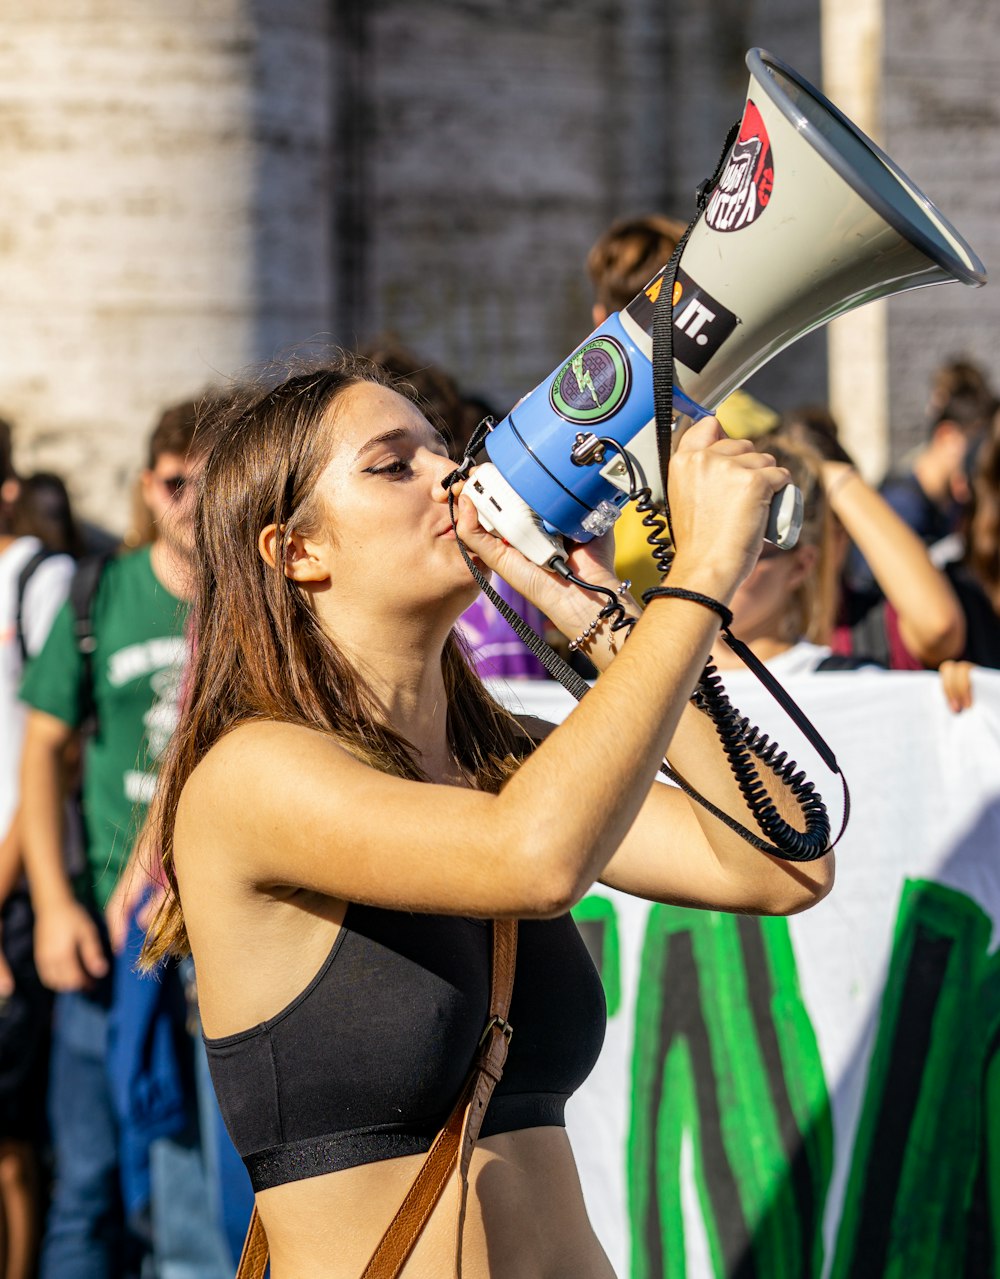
[142,356,526,964]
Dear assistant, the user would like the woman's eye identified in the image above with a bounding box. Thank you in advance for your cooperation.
[365,459,411,478]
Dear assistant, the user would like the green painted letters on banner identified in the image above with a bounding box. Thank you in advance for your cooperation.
[626,882,999,1277]
[572,894,622,1017]
[628,907,831,1279]
[830,881,1000,1279]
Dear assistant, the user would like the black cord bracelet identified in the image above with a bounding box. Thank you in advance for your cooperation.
[641,586,734,631]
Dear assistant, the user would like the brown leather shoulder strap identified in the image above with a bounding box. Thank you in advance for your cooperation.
[235,919,518,1279]
[235,1206,268,1279]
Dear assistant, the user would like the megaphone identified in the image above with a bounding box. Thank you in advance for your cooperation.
[465,47,986,567]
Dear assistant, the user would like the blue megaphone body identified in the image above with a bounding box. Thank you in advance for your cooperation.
[479,305,706,552]
[466,276,799,568]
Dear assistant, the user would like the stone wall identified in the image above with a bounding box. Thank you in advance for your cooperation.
[882,0,996,459]
[341,0,824,420]
[0,0,332,531]
[6,0,988,528]
[344,0,675,413]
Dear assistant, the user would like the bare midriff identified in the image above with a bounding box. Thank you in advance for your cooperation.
[255,1126,617,1279]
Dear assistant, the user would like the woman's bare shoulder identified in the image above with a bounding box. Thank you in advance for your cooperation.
[178,720,359,833]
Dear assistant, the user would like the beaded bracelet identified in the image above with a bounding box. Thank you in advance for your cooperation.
[641,585,733,630]
[567,581,632,652]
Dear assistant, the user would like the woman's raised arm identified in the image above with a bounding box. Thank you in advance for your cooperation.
[179,420,825,921]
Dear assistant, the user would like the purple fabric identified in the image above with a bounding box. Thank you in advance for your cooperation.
[456,577,549,680]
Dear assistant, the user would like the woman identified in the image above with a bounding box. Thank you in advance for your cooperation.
[142,359,833,1279]
[711,430,965,675]
[932,408,1000,709]
[708,434,841,675]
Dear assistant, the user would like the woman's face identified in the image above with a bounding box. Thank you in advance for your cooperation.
[294,381,479,619]
[727,541,817,645]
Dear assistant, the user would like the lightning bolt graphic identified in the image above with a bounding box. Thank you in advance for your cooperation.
[571,353,601,408]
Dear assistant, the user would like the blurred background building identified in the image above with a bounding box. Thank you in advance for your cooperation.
[0,0,994,530]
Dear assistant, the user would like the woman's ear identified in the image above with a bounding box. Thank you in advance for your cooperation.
[787,542,820,589]
[258,524,330,583]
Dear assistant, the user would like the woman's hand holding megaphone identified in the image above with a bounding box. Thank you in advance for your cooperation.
[455,484,632,655]
[456,417,790,669]
[666,417,793,600]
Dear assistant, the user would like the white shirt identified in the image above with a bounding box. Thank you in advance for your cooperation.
[0,537,74,841]
[763,640,835,678]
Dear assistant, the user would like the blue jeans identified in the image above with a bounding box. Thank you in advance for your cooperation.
[40,984,147,1279]
[148,1130,231,1279]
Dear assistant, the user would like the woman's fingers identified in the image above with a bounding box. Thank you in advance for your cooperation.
[665,428,791,596]
[939,659,975,713]
[675,415,727,452]
[454,494,541,591]
[454,495,504,563]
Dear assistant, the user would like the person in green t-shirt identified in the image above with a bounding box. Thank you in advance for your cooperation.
[19,402,204,1279]
[21,547,188,912]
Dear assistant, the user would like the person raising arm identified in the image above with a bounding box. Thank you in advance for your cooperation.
[142,359,833,1279]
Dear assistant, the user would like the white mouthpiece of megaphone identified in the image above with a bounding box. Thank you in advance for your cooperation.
[475,48,985,570]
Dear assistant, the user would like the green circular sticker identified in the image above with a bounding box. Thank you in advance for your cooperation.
[549,336,631,425]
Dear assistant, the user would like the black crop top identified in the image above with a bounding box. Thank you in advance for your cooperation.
[204,904,606,1191]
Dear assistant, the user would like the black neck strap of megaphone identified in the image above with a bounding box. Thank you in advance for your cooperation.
[443,119,849,860]
[651,117,741,559]
[444,422,592,697]
[649,118,851,853]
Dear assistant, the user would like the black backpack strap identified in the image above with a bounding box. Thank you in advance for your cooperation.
[70,552,113,731]
[15,547,59,663]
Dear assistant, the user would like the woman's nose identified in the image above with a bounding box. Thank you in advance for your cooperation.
[432,456,463,503]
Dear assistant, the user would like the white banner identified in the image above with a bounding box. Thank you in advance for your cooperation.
[490,670,1000,1279]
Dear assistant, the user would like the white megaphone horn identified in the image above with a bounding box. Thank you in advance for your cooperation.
[466,47,987,566]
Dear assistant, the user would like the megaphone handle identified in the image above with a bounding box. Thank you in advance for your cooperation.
[463,464,566,569]
[765,483,803,550]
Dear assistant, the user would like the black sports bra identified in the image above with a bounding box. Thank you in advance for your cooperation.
[204,904,606,1191]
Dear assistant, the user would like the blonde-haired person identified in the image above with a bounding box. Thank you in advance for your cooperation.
[711,429,966,675]
[708,434,844,675]
[140,356,832,1279]
[777,410,966,672]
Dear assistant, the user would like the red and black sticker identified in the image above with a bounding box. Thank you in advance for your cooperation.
[704,99,774,233]
[625,267,739,373]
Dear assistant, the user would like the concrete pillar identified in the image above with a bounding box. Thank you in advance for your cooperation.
[822,0,889,480]
[881,0,997,461]
[822,0,993,476]
[0,1,333,531]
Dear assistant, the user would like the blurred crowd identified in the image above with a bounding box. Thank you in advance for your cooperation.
[2,212,1000,1278]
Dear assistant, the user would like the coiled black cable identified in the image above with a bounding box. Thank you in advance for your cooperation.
[574,436,836,861]
[689,664,831,860]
